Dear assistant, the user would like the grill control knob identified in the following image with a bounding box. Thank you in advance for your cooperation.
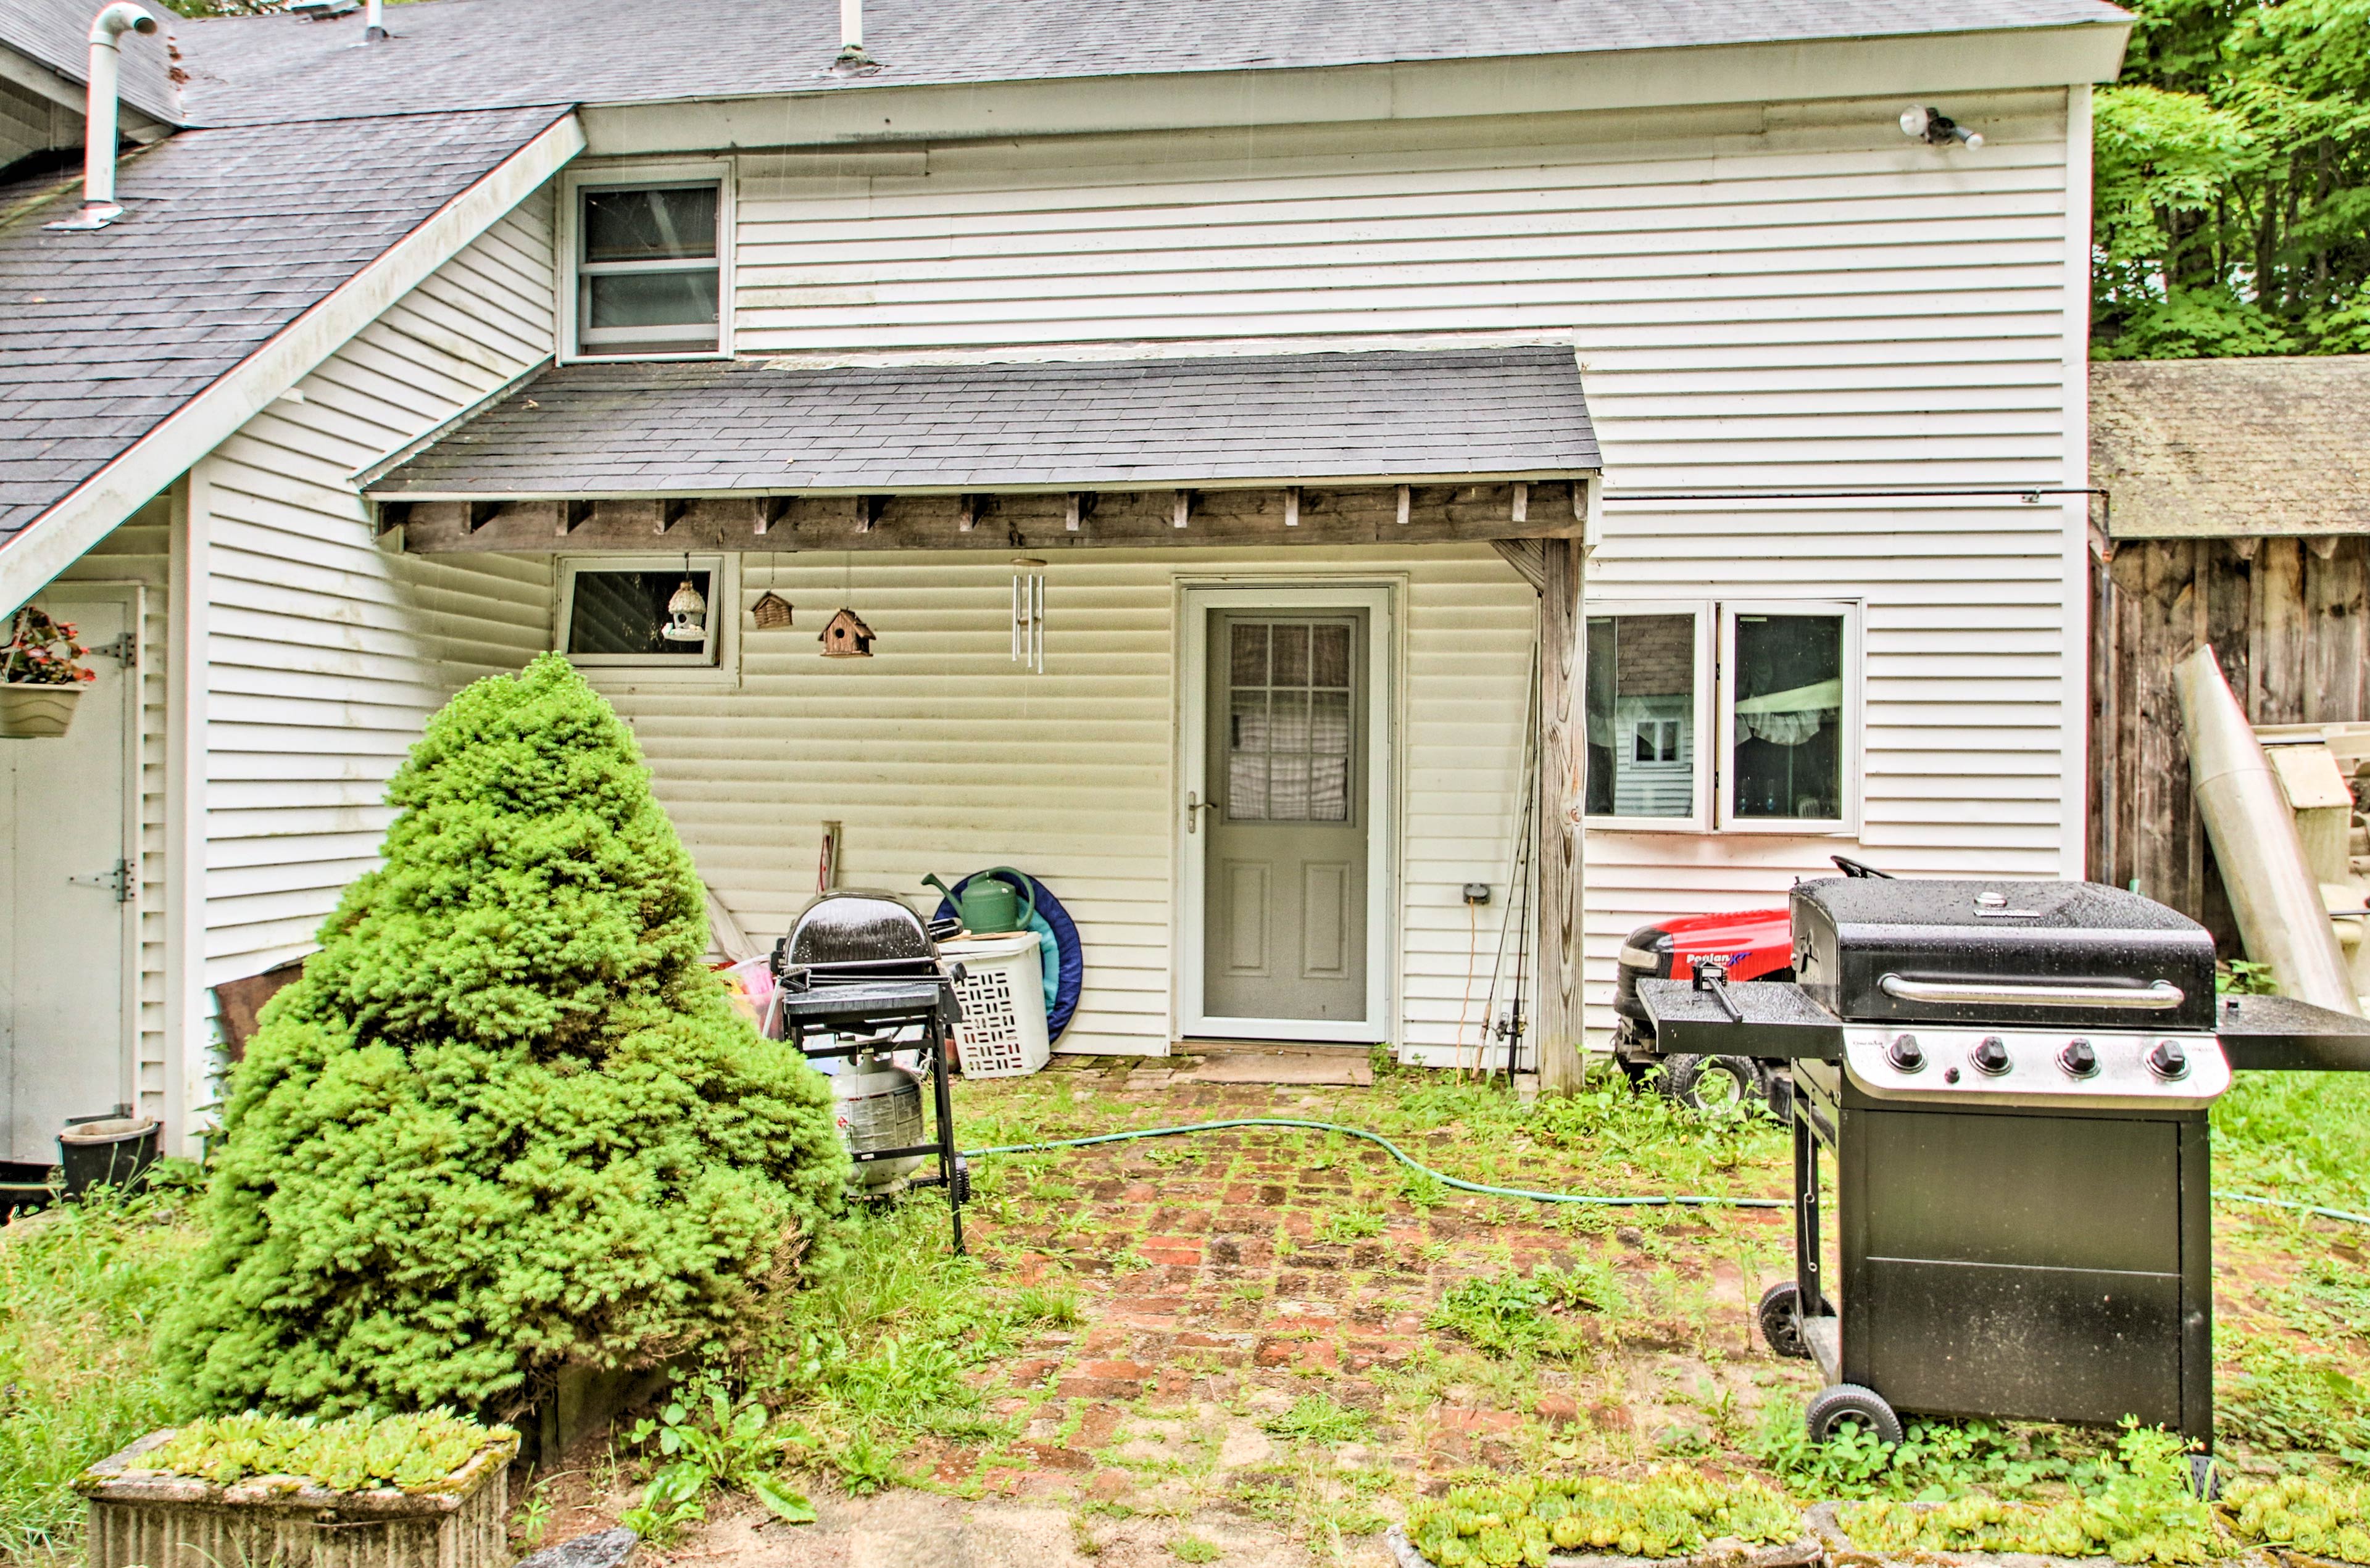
[1971,1035,2011,1076]
[1886,1033,1924,1071]
[2147,1039,2190,1080]
[2059,1038,2098,1078]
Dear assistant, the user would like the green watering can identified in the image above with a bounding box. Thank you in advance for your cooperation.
[922,868,1037,934]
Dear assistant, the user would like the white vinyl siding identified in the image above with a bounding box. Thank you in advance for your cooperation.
[728,88,2083,1041]
[194,189,561,985]
[583,545,1532,1060]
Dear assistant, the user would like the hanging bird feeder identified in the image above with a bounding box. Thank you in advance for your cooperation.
[820,607,876,658]
[661,557,708,642]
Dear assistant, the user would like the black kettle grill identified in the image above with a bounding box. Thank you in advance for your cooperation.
[1641,877,2370,1478]
[770,890,972,1250]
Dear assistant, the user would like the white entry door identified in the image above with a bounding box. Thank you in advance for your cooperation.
[0,587,138,1164]
[1180,584,1393,1043]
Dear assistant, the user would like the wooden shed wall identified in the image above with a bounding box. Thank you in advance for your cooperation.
[2087,534,2370,942]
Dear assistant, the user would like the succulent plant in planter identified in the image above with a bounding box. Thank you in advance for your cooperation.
[0,604,98,739]
[78,1412,517,1568]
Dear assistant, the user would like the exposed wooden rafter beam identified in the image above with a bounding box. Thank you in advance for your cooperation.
[393,481,1593,555]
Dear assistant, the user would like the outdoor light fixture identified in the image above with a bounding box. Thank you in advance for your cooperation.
[662,556,708,642]
[1900,105,1983,149]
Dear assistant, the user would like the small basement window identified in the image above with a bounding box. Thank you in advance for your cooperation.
[573,181,722,357]
[559,557,725,666]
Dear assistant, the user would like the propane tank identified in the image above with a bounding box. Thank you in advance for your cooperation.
[831,1048,928,1193]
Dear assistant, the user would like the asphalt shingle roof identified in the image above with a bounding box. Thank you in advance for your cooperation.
[365,347,1600,497]
[177,0,2131,127]
[0,105,568,544]
[2092,355,2370,538]
[0,0,181,129]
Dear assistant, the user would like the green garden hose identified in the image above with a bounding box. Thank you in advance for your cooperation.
[963,1115,2370,1226]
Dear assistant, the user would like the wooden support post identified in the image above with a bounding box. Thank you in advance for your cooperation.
[1534,534,1586,1095]
[1284,487,1300,528]
[754,496,788,536]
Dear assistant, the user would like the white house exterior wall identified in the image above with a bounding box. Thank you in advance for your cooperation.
[712,88,2087,1038]
[193,189,561,990]
[583,545,1534,1061]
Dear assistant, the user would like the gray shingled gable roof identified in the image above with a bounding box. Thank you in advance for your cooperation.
[365,347,1599,497]
[0,104,568,546]
[0,0,181,129]
[176,0,2131,127]
[2093,355,2370,539]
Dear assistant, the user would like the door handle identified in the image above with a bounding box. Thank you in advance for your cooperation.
[1186,790,1218,833]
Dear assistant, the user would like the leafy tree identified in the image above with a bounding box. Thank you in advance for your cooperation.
[160,654,846,1419]
[2094,0,2370,357]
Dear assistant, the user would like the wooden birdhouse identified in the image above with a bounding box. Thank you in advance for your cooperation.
[818,607,876,658]
[749,591,794,630]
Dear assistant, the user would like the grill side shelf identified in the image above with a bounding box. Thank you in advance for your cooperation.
[1637,979,1845,1060]
[2216,993,2370,1072]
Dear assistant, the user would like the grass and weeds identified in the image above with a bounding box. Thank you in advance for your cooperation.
[0,1182,201,1561]
[1424,1261,1624,1359]
[1260,1394,1369,1444]
[1406,1471,1799,1564]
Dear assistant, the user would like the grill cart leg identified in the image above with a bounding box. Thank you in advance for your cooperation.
[927,1022,965,1255]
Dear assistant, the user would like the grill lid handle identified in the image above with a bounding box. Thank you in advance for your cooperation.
[1877,974,2185,1010]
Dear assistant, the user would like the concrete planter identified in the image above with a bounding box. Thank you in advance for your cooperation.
[77,1426,517,1568]
[0,683,80,739]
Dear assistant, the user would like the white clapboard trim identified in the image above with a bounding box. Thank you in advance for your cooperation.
[195,192,562,986]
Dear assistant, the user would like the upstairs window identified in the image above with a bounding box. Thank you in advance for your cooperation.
[573,181,723,357]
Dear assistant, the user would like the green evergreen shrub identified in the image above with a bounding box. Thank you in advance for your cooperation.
[161,654,847,1418]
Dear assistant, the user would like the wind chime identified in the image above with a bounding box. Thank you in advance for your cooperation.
[1012,557,1045,673]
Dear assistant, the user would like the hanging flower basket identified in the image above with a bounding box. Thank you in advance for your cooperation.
[0,604,96,739]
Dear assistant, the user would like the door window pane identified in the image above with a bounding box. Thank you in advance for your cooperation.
[1585,613,1697,818]
[1731,613,1844,821]
[1224,618,1355,823]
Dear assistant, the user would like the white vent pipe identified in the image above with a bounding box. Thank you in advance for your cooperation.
[81,2,157,222]
[365,0,385,38]
[841,0,862,52]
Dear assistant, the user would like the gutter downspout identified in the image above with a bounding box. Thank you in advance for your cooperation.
[46,2,158,232]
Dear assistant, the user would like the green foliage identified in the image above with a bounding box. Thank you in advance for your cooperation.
[2224,1472,2370,1560]
[620,1374,813,1534]
[1523,1061,1783,1180]
[136,1411,505,1492]
[1320,1208,1386,1244]
[2213,1070,2370,1215]
[1168,1533,1222,1562]
[1406,1470,1798,1564]
[2092,0,2370,357]
[1836,1426,2214,1565]
[1749,1401,2157,1504]
[160,655,847,1419]
[2218,959,2280,996]
[1260,1394,1370,1444]
[1424,1262,1623,1359]
[0,1188,201,1559]
[2219,1335,2370,1461]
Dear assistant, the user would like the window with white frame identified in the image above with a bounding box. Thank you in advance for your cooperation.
[559,557,726,667]
[1585,601,1858,832]
[571,179,724,357]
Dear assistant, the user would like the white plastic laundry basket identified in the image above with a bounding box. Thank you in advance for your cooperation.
[941,930,1050,1077]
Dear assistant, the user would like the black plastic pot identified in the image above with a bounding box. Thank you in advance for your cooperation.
[58,1116,159,1198]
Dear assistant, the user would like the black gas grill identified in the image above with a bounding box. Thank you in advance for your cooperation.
[769,890,971,1250]
[1642,878,2370,1474]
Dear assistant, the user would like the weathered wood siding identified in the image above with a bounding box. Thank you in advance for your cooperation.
[194,189,560,986]
[2088,535,2370,944]
[722,90,2088,1036]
